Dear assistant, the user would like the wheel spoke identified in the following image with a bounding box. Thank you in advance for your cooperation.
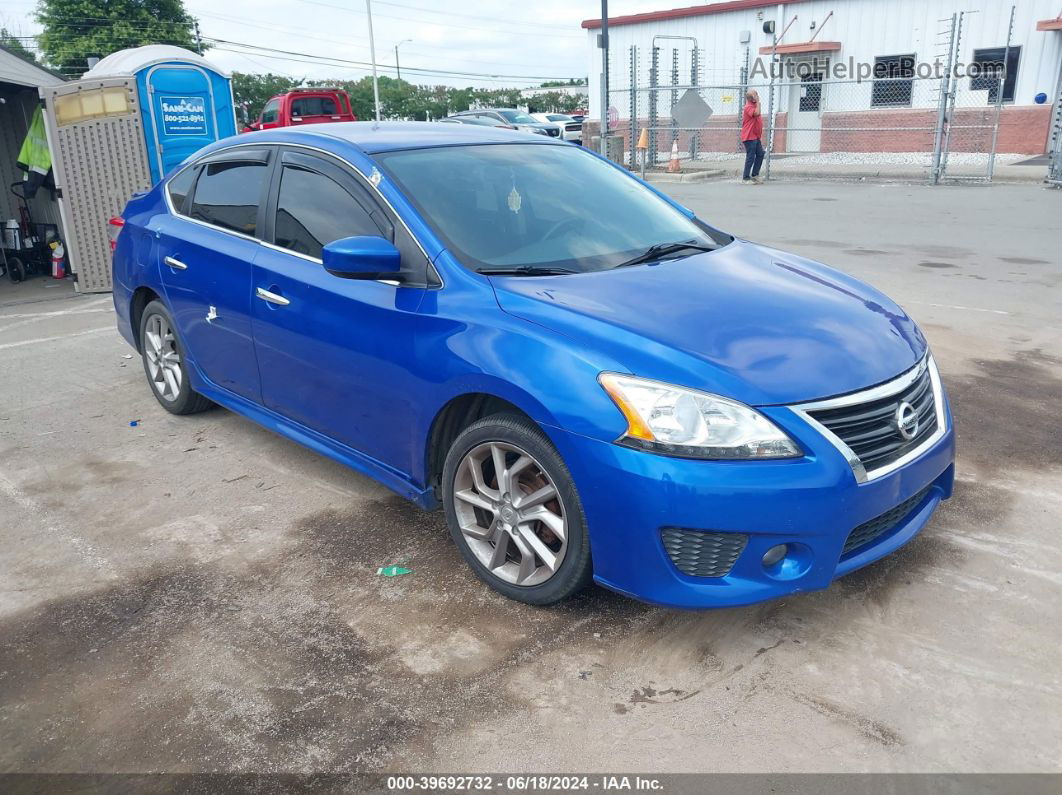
[487,525,510,570]
[462,514,498,541]
[145,330,161,355]
[517,525,559,572]
[514,483,556,510]
[513,535,539,583]
[522,505,565,541]
[468,453,499,500]
[491,444,509,494]
[163,366,179,399]
[509,454,533,479]
[455,488,495,513]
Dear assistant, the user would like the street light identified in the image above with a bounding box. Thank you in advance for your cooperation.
[395,39,413,82]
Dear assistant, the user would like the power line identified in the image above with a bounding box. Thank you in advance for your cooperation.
[205,37,581,81]
[292,0,584,39]
[189,9,574,72]
[372,0,582,33]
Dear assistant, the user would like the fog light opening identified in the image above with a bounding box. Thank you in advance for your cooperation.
[762,544,788,568]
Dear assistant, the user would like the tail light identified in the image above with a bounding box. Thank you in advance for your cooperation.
[107,216,125,253]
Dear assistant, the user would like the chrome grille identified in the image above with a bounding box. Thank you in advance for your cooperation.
[804,361,939,477]
[660,528,747,578]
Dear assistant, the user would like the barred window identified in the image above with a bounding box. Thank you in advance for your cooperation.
[872,54,915,107]
[972,47,1020,104]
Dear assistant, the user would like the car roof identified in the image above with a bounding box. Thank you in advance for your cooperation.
[238,121,565,154]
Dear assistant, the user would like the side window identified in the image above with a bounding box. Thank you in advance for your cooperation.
[291,96,338,116]
[274,165,383,259]
[166,166,197,214]
[261,99,280,124]
[189,161,268,236]
[972,46,1021,104]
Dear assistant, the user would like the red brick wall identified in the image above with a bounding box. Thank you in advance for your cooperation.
[815,105,1050,155]
[584,105,1051,157]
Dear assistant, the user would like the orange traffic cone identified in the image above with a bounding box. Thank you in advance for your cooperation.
[666,139,681,173]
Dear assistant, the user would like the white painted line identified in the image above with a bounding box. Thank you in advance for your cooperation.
[0,307,114,334]
[909,301,1010,316]
[0,326,113,352]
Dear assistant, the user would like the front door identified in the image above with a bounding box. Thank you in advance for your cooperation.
[250,149,427,474]
[788,62,826,152]
[155,149,272,403]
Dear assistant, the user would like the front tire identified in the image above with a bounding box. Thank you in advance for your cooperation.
[442,413,592,605]
[139,300,212,415]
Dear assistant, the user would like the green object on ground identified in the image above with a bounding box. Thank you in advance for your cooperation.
[377,566,412,577]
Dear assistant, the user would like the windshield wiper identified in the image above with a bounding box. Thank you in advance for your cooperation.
[614,240,715,269]
[478,265,579,276]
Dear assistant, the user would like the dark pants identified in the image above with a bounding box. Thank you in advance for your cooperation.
[743,139,765,180]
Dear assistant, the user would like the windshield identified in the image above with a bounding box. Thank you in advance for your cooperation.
[546,114,571,121]
[374,144,728,273]
[499,110,537,124]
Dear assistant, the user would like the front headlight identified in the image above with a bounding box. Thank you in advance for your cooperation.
[598,373,801,459]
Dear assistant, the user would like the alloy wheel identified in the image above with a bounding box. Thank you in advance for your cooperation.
[144,314,182,402]
[452,441,568,587]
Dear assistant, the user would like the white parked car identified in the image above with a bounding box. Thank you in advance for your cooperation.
[530,113,583,143]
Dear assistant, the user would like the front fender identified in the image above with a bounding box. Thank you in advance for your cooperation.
[410,260,632,484]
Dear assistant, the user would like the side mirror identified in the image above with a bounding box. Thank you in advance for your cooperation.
[322,236,402,280]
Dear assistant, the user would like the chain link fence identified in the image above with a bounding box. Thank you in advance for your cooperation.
[1049,73,1062,188]
[594,11,1041,185]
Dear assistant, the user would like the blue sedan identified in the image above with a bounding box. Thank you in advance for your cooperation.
[112,122,955,609]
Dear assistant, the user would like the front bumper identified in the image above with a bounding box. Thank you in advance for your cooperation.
[543,401,955,609]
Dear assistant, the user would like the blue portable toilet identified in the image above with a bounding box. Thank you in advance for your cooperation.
[84,45,236,182]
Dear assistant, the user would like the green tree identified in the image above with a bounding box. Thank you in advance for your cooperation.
[35,0,201,73]
[1,28,39,64]
[232,72,305,123]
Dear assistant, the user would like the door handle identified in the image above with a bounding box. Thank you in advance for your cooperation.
[164,256,188,270]
[256,287,290,306]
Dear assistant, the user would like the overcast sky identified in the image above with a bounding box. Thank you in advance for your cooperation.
[5,0,672,86]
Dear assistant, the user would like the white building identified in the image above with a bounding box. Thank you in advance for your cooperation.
[583,0,1062,154]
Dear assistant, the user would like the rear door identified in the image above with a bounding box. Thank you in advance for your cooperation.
[155,147,272,402]
[250,148,430,472]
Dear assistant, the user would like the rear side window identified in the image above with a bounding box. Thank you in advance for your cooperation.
[274,165,383,259]
[261,99,279,124]
[189,161,268,236]
[291,96,338,116]
[166,166,197,214]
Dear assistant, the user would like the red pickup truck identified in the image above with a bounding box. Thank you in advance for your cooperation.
[241,88,357,132]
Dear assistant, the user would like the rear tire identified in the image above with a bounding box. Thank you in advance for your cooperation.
[139,300,213,415]
[442,413,592,605]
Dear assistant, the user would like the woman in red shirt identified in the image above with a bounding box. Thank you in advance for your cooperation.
[741,89,765,184]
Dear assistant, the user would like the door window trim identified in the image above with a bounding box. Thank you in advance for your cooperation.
[176,148,274,242]
[262,149,394,256]
[161,140,440,285]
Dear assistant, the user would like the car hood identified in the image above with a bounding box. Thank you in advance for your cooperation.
[490,239,927,406]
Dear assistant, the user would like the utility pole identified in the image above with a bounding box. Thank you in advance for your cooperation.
[395,39,412,82]
[193,21,202,55]
[365,0,382,122]
[599,0,609,156]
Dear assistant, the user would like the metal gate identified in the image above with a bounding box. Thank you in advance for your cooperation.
[40,77,153,293]
[1049,65,1062,187]
[933,8,1013,184]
